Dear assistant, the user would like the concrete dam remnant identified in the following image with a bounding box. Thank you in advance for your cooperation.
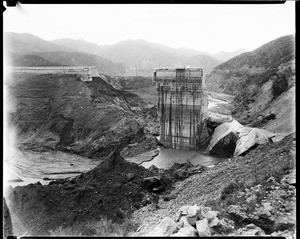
[154,68,209,149]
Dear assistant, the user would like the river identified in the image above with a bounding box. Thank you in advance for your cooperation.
[141,146,225,169]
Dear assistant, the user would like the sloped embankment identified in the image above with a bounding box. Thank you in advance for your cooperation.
[132,132,295,235]
[5,151,208,236]
[5,73,157,158]
[6,152,157,235]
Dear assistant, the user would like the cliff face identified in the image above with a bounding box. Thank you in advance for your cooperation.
[5,72,157,158]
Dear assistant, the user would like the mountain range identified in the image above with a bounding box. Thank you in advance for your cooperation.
[4,32,247,76]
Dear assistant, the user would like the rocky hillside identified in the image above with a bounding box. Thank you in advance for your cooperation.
[6,72,157,159]
[132,132,295,237]
[5,132,295,236]
[205,34,294,95]
[205,35,295,131]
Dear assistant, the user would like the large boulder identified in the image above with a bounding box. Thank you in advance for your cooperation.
[143,176,166,193]
[146,217,177,236]
[201,207,219,221]
[227,205,248,222]
[237,223,266,236]
[176,205,201,226]
[171,226,197,237]
[208,120,243,156]
[234,128,274,156]
[207,112,234,130]
[208,120,275,157]
[196,218,211,236]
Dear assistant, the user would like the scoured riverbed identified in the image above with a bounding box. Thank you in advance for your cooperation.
[4,147,100,188]
[4,90,235,188]
[126,91,234,169]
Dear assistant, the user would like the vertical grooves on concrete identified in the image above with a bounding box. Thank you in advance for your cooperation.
[155,68,205,149]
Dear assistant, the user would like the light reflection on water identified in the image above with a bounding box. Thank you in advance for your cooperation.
[141,146,226,169]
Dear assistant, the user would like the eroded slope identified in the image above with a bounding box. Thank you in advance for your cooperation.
[5,73,157,158]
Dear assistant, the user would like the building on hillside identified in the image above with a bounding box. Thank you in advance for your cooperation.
[81,66,100,81]
[154,67,208,149]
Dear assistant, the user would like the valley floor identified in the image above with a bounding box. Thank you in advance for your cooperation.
[4,86,295,237]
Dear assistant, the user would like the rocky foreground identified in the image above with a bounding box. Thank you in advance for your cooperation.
[131,132,296,237]
[4,132,295,237]
[4,71,295,237]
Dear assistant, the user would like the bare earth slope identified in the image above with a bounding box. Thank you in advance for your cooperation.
[132,133,295,236]
[6,152,157,235]
[205,34,295,95]
[205,35,295,133]
[6,73,157,159]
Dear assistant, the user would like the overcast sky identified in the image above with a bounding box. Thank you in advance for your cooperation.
[3,3,295,54]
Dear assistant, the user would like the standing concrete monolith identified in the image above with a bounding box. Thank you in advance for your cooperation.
[154,68,209,149]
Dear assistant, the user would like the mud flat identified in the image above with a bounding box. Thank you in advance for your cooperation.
[4,147,100,188]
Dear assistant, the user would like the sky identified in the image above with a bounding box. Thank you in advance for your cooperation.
[3,3,295,54]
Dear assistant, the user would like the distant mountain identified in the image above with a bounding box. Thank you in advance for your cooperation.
[213,49,248,62]
[176,47,211,57]
[52,38,110,56]
[4,32,78,55]
[52,37,226,75]
[178,54,222,75]
[205,34,295,128]
[4,32,126,76]
[96,39,222,75]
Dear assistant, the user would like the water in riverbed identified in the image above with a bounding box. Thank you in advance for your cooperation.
[141,146,226,169]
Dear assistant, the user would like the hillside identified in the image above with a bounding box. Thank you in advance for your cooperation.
[5,33,223,76]
[36,51,126,76]
[4,32,77,55]
[205,34,295,129]
[213,48,248,62]
[132,132,295,237]
[5,73,157,159]
[5,131,295,236]
[183,54,222,75]
[52,38,110,56]
[205,35,294,95]
[6,53,64,67]
[4,32,126,76]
